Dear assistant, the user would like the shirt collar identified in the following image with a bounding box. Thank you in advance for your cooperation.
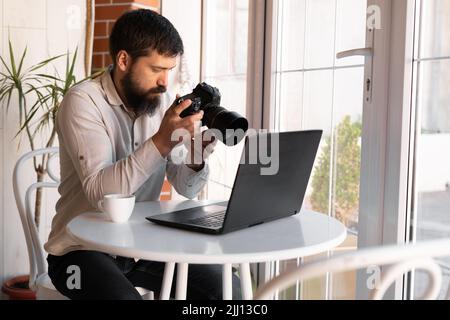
[100,65,125,107]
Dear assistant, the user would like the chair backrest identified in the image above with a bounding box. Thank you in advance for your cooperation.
[254,238,450,300]
[13,147,60,290]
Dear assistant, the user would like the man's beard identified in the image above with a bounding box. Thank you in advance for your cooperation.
[121,69,167,117]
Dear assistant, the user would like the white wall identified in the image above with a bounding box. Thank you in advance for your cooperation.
[0,0,89,298]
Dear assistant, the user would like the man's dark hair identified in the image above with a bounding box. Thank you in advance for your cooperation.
[109,9,184,64]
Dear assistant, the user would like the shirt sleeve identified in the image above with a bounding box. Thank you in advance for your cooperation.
[165,145,210,199]
[57,90,167,209]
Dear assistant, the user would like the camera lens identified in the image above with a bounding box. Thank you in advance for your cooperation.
[203,106,248,146]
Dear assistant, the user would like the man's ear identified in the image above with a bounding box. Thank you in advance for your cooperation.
[116,50,131,72]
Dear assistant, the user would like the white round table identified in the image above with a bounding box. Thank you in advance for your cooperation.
[67,200,347,300]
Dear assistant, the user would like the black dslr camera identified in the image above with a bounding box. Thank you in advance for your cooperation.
[177,82,248,146]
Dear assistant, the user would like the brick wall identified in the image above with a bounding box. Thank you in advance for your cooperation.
[93,0,172,201]
[93,0,160,71]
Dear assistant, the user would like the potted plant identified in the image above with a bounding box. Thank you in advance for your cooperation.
[0,40,99,299]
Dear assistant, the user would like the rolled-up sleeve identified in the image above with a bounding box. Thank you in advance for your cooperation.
[165,146,210,199]
[57,91,167,209]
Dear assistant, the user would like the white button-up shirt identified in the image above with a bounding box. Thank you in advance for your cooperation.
[44,67,209,256]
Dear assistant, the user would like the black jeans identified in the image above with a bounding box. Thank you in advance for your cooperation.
[47,250,241,300]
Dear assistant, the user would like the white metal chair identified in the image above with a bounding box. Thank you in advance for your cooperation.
[254,239,450,300]
[13,147,154,300]
[13,147,67,299]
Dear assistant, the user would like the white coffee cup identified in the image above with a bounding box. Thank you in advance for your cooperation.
[98,194,135,223]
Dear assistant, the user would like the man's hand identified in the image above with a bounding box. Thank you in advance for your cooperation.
[152,95,204,158]
[185,130,218,171]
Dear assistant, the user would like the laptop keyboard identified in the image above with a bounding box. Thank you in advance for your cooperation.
[188,210,226,229]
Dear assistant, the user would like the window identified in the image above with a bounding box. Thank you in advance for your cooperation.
[200,0,250,200]
[166,0,450,300]
[271,0,367,299]
[411,0,450,299]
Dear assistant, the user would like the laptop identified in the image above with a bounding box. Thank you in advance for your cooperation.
[146,130,322,234]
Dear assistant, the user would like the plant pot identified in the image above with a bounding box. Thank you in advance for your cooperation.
[2,275,36,300]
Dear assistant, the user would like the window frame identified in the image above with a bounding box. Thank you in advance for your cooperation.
[254,0,417,299]
[354,0,416,300]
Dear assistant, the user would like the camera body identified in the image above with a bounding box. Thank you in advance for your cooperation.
[177,82,248,146]
[177,82,221,118]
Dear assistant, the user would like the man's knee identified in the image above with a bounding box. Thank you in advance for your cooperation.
[47,251,142,300]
